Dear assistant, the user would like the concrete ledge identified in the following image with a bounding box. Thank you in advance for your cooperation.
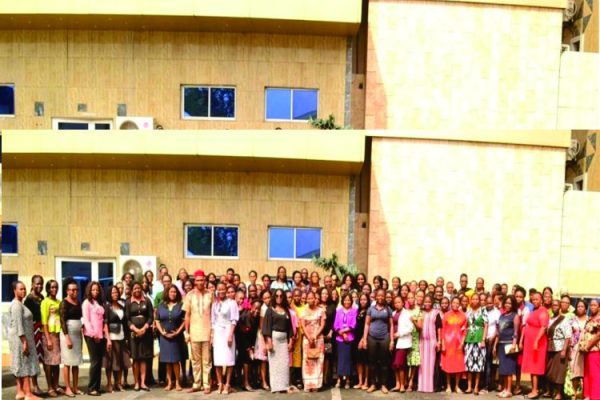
[0,0,362,35]
[2,130,366,175]
[367,130,572,148]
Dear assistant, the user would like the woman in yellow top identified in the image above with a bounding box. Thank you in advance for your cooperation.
[41,280,62,397]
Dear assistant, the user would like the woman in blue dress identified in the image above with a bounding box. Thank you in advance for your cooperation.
[156,286,186,391]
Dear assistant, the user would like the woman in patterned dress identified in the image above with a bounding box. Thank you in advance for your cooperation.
[9,281,42,400]
[24,275,44,395]
[546,299,572,400]
[41,280,62,397]
[581,299,600,400]
[464,292,488,395]
[254,289,271,391]
[406,291,423,392]
[300,291,326,392]
[418,295,440,393]
[566,299,588,400]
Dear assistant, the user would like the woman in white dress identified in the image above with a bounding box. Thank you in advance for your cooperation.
[211,283,239,395]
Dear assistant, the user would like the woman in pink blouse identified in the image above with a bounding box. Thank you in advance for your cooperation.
[82,282,105,396]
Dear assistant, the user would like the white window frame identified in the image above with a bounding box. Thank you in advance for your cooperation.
[52,118,113,130]
[181,85,236,121]
[267,226,322,261]
[184,224,240,259]
[55,257,117,300]
[2,222,18,257]
[264,87,319,122]
[0,83,15,118]
[1,272,19,304]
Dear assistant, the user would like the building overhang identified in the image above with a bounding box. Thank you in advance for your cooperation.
[1,130,366,175]
[0,0,362,35]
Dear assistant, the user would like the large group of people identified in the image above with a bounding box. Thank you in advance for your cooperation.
[6,266,600,400]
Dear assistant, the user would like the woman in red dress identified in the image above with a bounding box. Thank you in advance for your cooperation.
[441,297,467,393]
[520,292,549,399]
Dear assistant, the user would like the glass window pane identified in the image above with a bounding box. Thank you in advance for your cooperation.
[187,226,212,256]
[58,122,89,130]
[1,224,18,254]
[210,88,235,118]
[183,87,209,118]
[61,261,92,303]
[266,88,291,120]
[268,227,294,259]
[292,89,318,120]
[213,227,238,257]
[98,262,114,297]
[2,274,18,302]
[295,228,321,259]
[95,123,111,130]
[0,85,15,115]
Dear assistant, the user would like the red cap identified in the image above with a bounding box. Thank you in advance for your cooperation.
[194,270,205,278]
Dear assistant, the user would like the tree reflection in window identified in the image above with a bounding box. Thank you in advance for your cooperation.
[210,88,235,118]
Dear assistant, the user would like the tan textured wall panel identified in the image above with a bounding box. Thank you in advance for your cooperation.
[368,137,566,288]
[560,190,600,295]
[365,0,563,129]
[2,169,350,283]
[0,30,346,130]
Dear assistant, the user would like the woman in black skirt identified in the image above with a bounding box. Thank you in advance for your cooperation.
[103,286,130,393]
[125,282,154,392]
[354,293,370,389]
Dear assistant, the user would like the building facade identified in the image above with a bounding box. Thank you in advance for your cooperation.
[1,0,599,319]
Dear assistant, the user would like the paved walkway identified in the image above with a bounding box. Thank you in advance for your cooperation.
[2,367,515,400]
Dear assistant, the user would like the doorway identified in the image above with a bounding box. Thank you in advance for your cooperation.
[56,258,116,301]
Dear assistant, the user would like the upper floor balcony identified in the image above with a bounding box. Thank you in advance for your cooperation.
[0,0,362,35]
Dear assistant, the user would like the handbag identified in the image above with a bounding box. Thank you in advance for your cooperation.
[504,344,517,354]
[306,344,321,360]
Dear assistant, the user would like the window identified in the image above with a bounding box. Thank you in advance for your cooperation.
[182,86,235,119]
[265,88,318,121]
[268,227,321,260]
[2,273,18,302]
[2,223,18,255]
[52,118,113,130]
[0,84,15,116]
[185,225,238,258]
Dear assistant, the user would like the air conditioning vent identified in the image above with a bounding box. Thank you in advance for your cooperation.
[115,116,154,130]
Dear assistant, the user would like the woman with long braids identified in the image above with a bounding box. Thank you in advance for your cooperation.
[81,281,105,396]
[301,290,326,392]
[40,280,61,397]
[263,288,295,393]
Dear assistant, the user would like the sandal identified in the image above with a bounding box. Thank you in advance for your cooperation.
[64,392,76,398]
[353,384,362,389]
[47,390,57,398]
[244,385,255,392]
[381,386,389,394]
[223,384,231,395]
[367,385,376,393]
[345,382,350,390]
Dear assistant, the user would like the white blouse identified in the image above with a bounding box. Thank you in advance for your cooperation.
[211,298,239,329]
[395,309,414,349]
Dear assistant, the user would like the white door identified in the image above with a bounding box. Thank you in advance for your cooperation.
[56,258,116,301]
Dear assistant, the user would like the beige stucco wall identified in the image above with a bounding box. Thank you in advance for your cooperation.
[368,137,567,289]
[0,30,346,130]
[1,169,350,285]
[366,0,563,129]
[557,52,600,129]
[560,190,600,296]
